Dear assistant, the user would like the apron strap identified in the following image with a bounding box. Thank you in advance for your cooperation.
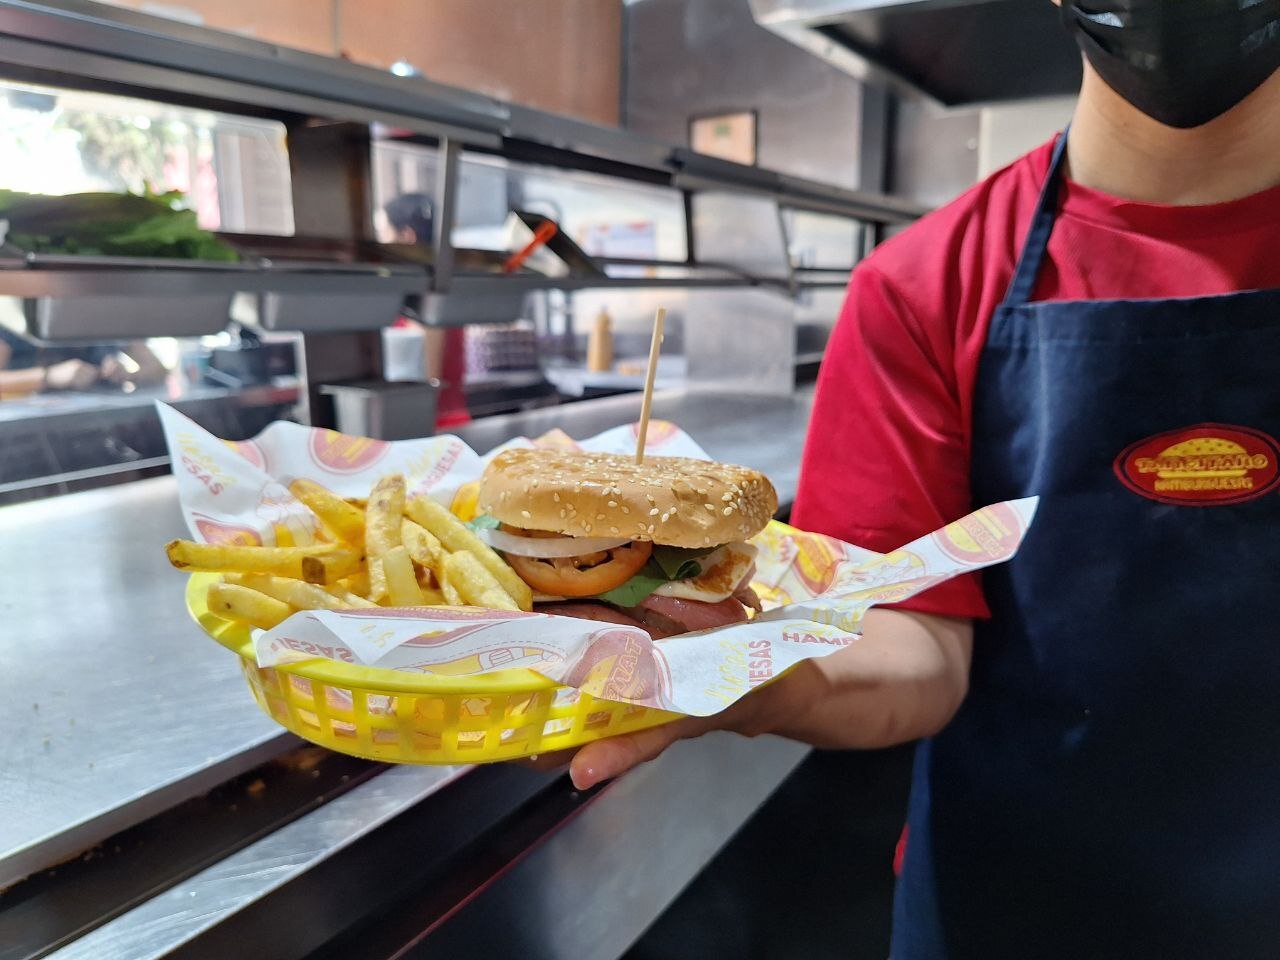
[1001,130,1071,308]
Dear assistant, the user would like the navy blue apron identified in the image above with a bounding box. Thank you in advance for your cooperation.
[892,134,1280,959]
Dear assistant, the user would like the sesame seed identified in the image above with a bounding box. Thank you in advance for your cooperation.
[723,507,733,516]
[647,524,656,534]
[596,512,605,520]
[553,492,560,503]
[661,512,670,522]
[649,508,659,516]
[608,500,617,508]
[521,510,532,518]
[722,493,733,502]
[646,494,656,503]
[621,505,631,514]
[559,509,567,518]
[704,503,715,511]
[610,526,619,534]
[584,523,593,533]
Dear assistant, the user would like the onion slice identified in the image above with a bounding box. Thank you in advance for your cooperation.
[478,527,632,558]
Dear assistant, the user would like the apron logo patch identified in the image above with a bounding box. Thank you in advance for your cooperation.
[1114,424,1280,506]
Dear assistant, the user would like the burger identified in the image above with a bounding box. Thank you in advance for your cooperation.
[475,448,778,638]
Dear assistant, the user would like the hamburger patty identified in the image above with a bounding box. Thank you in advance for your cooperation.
[538,586,759,639]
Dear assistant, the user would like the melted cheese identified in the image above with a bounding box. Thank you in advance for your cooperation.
[653,541,757,602]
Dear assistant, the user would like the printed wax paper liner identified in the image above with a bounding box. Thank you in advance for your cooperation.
[158,403,1038,717]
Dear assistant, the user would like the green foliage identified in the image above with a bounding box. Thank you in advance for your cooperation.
[0,189,238,261]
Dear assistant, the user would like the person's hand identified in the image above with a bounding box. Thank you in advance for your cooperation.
[44,359,100,391]
[529,670,795,790]
[566,714,720,789]
[99,354,126,384]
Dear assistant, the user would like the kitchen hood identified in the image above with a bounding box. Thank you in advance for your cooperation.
[750,0,1083,106]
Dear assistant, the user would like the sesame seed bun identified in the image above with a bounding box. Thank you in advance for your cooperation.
[477,448,778,549]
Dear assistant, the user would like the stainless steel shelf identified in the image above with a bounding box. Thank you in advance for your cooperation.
[0,258,429,338]
[0,2,927,345]
[0,259,427,297]
[0,0,926,226]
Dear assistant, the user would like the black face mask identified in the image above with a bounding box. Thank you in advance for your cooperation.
[1060,0,1280,128]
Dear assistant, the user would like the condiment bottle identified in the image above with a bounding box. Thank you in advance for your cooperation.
[587,306,614,372]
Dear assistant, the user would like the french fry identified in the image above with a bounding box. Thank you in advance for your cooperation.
[449,480,481,523]
[231,573,377,610]
[383,545,425,605]
[440,568,463,606]
[274,525,295,548]
[207,582,293,629]
[415,563,436,590]
[442,550,520,611]
[401,519,443,573]
[366,475,406,602]
[338,571,371,598]
[167,540,337,578]
[318,580,377,607]
[418,586,446,606]
[404,497,533,611]
[290,478,366,545]
[300,549,363,585]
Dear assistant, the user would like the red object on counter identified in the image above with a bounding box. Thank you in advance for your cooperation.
[388,317,470,429]
[435,327,470,430]
[503,220,559,274]
[791,135,1280,620]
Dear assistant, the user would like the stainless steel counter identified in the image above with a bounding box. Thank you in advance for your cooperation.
[4,386,815,956]
[0,477,292,888]
[0,379,301,504]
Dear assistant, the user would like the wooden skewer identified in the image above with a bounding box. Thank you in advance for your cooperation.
[634,307,666,465]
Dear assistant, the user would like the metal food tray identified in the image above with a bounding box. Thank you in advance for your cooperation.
[0,253,430,341]
[1,252,263,342]
[251,260,428,333]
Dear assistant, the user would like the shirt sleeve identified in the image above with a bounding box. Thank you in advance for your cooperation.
[790,261,989,620]
[0,324,36,370]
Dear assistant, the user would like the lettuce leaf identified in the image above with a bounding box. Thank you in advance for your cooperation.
[650,545,716,581]
[0,189,238,261]
[467,513,500,532]
[593,546,718,607]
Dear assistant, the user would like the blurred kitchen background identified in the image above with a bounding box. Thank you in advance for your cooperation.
[0,0,1079,507]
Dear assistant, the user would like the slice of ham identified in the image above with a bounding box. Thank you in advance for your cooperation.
[732,562,762,613]
[734,582,763,614]
[538,602,651,631]
[632,594,749,636]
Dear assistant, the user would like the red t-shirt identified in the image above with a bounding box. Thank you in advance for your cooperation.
[791,137,1280,619]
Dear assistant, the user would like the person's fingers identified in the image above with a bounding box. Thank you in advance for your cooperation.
[73,360,99,390]
[568,716,709,791]
[519,748,576,773]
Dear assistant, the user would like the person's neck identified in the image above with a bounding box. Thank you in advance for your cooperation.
[1067,64,1280,205]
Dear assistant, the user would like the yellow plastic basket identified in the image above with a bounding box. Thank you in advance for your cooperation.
[187,574,682,764]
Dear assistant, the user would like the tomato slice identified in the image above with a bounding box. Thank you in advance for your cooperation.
[505,541,653,597]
